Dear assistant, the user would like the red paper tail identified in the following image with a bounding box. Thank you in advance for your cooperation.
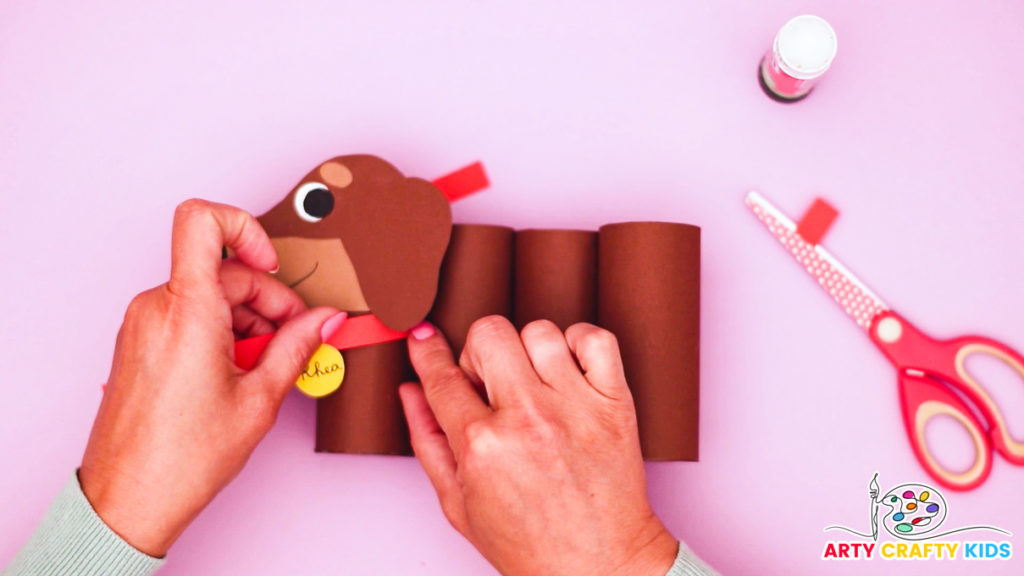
[433,161,489,202]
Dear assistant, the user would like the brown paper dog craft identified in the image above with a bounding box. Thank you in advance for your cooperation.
[233,154,701,461]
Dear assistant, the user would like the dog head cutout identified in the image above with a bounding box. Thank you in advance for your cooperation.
[258,155,452,332]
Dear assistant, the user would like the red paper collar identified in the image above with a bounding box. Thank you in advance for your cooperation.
[234,314,408,370]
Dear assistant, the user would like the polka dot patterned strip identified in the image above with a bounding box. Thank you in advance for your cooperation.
[747,192,888,330]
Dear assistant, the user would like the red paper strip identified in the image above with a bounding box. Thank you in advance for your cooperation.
[797,198,839,246]
[232,315,408,370]
[432,162,489,202]
[235,333,274,370]
[323,314,409,350]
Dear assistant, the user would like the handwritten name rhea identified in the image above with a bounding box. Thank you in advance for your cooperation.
[300,361,342,381]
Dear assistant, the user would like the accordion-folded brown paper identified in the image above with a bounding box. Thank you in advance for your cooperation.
[429,224,515,358]
[316,340,413,455]
[597,222,701,461]
[514,229,598,330]
[317,221,700,461]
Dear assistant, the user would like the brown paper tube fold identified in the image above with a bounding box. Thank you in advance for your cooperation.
[429,224,515,359]
[598,222,701,461]
[315,339,413,455]
[514,229,598,331]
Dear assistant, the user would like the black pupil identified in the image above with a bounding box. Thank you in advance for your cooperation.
[303,188,334,219]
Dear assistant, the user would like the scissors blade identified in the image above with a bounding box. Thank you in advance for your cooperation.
[746,191,889,331]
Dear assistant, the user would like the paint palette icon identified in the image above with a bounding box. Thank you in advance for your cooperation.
[880,484,947,539]
[888,483,942,532]
[825,474,1010,543]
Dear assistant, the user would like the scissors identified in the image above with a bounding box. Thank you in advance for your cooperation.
[746,191,1024,491]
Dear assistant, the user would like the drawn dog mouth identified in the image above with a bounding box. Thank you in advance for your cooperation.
[288,262,319,288]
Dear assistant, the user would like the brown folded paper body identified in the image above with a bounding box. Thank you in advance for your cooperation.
[315,222,700,462]
[514,229,598,331]
[315,340,413,455]
[431,225,516,359]
[597,223,701,461]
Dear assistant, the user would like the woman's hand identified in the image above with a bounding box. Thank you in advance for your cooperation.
[80,199,340,557]
[400,316,678,576]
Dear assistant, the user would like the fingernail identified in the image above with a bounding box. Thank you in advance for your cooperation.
[320,312,348,342]
[410,322,435,341]
[269,265,280,274]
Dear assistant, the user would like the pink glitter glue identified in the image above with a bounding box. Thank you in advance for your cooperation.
[760,15,838,102]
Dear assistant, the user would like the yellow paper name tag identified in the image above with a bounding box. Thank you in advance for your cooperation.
[296,344,345,398]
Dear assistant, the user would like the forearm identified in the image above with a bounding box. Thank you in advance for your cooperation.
[3,472,163,576]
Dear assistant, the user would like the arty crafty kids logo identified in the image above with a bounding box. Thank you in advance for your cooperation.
[822,473,1012,562]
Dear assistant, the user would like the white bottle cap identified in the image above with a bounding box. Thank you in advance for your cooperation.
[774,15,838,80]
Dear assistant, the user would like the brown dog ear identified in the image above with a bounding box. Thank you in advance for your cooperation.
[336,175,452,332]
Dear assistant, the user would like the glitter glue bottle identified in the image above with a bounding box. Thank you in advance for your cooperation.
[759,15,838,102]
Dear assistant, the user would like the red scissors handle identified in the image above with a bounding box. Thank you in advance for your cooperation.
[870,311,1024,488]
[951,340,1024,463]
[898,370,992,490]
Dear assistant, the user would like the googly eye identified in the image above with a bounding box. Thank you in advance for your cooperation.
[293,182,335,223]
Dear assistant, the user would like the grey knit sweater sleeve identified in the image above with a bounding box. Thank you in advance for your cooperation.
[667,541,719,576]
[4,471,715,576]
[3,472,164,576]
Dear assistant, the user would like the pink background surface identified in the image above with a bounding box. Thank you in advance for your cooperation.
[2,1,1023,574]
